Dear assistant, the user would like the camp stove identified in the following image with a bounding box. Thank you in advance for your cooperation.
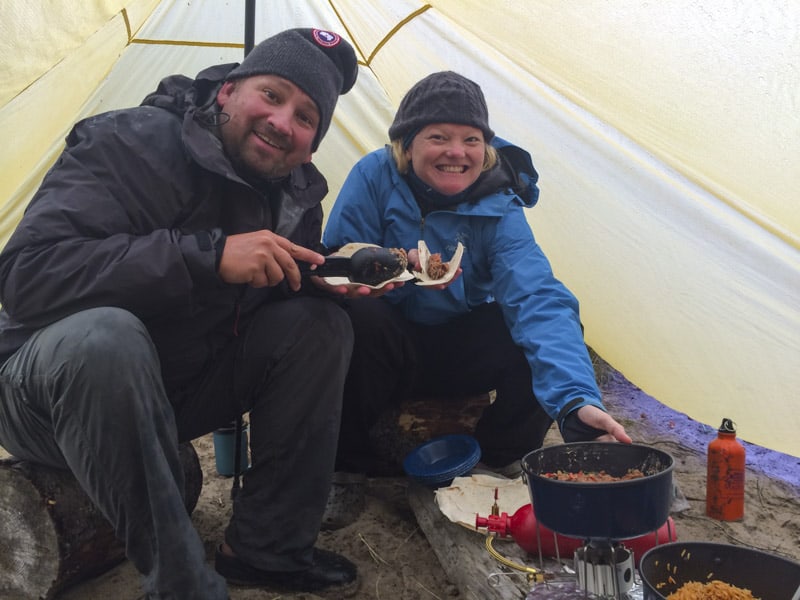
[519,442,676,599]
[482,506,678,599]
[519,521,674,598]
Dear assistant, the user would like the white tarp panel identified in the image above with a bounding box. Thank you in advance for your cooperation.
[1,1,798,457]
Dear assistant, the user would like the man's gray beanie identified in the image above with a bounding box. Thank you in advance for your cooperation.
[227,28,358,151]
[388,71,494,145]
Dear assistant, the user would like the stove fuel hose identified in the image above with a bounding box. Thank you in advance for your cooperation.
[484,535,548,584]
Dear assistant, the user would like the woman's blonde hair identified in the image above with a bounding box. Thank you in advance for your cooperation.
[390,138,498,175]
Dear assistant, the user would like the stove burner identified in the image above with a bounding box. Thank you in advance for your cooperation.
[574,541,635,597]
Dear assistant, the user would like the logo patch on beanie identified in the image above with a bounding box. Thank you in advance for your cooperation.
[312,29,341,48]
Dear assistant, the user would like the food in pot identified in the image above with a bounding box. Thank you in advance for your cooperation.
[542,468,645,482]
[666,580,760,599]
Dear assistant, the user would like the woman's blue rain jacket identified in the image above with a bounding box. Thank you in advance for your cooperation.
[323,139,605,424]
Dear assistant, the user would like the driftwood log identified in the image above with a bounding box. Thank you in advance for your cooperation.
[0,442,202,600]
[407,481,535,600]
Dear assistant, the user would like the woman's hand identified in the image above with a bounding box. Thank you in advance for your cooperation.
[426,267,462,290]
[575,405,632,443]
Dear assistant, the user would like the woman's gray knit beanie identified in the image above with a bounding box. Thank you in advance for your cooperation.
[388,71,494,144]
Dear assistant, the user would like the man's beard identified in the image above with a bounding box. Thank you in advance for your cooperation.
[229,149,292,185]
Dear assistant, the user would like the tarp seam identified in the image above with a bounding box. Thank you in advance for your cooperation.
[366,5,431,65]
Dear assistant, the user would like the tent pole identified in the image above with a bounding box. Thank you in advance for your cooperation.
[231,0,256,501]
[244,0,256,56]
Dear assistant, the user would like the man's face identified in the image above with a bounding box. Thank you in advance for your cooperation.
[216,74,319,180]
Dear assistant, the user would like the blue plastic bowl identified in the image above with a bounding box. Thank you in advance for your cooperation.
[402,434,482,488]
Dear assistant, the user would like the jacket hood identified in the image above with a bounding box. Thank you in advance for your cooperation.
[139,63,237,179]
[479,138,539,208]
[140,63,235,120]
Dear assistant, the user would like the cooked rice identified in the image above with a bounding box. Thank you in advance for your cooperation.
[667,580,760,599]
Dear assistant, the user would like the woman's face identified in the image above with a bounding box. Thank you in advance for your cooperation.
[405,123,485,195]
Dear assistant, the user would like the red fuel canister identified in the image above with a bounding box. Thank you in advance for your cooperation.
[706,417,745,521]
[475,502,677,566]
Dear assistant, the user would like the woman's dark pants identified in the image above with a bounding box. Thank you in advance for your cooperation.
[337,298,553,470]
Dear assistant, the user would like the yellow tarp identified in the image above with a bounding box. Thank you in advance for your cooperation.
[1,0,798,456]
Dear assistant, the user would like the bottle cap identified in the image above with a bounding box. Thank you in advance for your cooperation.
[718,418,736,433]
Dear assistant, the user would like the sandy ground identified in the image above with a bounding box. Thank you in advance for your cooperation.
[7,359,800,600]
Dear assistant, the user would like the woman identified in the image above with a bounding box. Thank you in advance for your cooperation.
[323,71,630,475]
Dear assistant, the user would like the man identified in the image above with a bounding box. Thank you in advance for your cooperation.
[0,28,360,599]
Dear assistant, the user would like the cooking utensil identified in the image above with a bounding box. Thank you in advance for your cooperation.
[522,442,674,540]
[639,541,800,599]
[300,245,407,285]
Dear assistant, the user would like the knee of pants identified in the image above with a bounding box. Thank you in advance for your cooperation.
[344,298,405,349]
[308,298,354,351]
[0,308,165,464]
[243,298,354,370]
[282,297,353,354]
[31,308,163,415]
[53,307,158,367]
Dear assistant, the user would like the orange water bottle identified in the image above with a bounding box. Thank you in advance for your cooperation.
[706,418,745,520]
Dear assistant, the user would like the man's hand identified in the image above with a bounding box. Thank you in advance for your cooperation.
[575,405,632,443]
[218,231,323,291]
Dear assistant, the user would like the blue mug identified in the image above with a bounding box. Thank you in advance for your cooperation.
[213,420,250,477]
